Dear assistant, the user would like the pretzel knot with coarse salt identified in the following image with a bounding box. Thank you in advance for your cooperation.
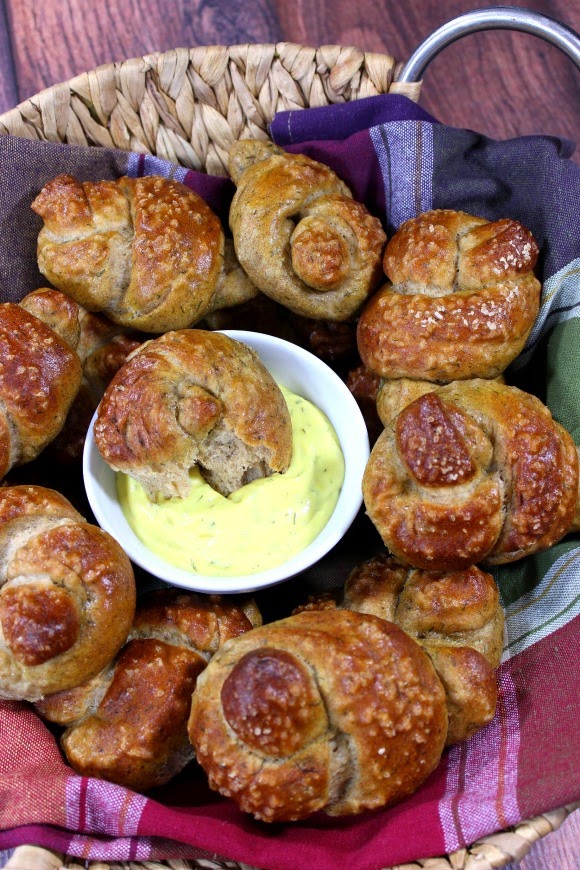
[188,609,447,822]
[228,140,386,321]
[32,174,258,333]
[357,209,541,382]
[0,486,136,702]
[363,378,579,570]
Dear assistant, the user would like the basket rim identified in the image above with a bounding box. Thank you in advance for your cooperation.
[0,42,420,176]
[0,40,399,115]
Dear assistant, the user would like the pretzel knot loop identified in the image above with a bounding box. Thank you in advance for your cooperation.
[189,609,447,822]
[228,140,386,321]
[0,486,135,701]
[363,379,579,570]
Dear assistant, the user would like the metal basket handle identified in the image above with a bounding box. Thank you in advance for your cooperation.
[397,5,580,83]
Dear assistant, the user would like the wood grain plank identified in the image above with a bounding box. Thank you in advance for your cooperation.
[3,0,283,106]
[3,0,579,146]
[272,0,580,145]
[506,808,580,870]
[0,0,17,113]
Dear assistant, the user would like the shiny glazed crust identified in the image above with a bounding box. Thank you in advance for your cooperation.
[188,609,447,822]
[342,556,503,744]
[19,287,140,371]
[362,379,579,569]
[32,174,233,332]
[357,210,540,381]
[228,140,386,320]
[36,589,261,792]
[20,288,143,462]
[0,486,136,701]
[0,303,83,478]
[94,329,293,499]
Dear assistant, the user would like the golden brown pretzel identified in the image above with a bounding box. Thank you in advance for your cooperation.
[20,287,139,370]
[312,556,504,745]
[95,329,292,499]
[36,589,261,792]
[363,379,578,570]
[19,288,143,462]
[32,175,257,333]
[348,558,503,744]
[0,303,82,479]
[0,486,136,701]
[228,140,386,320]
[188,608,447,822]
[357,209,541,382]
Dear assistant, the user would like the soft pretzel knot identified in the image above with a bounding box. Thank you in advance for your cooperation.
[31,174,257,333]
[35,589,261,791]
[357,209,541,381]
[228,140,386,320]
[0,303,83,479]
[363,379,579,570]
[19,288,143,462]
[0,486,136,701]
[19,288,142,371]
[188,609,447,822]
[95,329,292,499]
[339,556,504,745]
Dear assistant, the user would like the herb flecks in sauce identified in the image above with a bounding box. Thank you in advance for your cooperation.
[117,386,345,577]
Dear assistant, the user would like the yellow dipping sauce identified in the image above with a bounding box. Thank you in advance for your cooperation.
[117,386,345,576]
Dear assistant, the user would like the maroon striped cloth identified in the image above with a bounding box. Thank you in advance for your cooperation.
[0,95,578,869]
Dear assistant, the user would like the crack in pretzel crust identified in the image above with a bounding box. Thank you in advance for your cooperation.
[94,329,292,500]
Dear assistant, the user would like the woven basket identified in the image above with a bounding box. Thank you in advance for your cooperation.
[0,44,418,175]
[0,39,577,870]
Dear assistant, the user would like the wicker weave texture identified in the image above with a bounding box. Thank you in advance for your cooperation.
[0,43,419,175]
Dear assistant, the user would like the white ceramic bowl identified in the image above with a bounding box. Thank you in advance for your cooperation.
[83,329,370,594]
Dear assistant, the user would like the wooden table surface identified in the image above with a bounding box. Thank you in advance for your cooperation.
[0,0,578,868]
[0,0,578,144]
